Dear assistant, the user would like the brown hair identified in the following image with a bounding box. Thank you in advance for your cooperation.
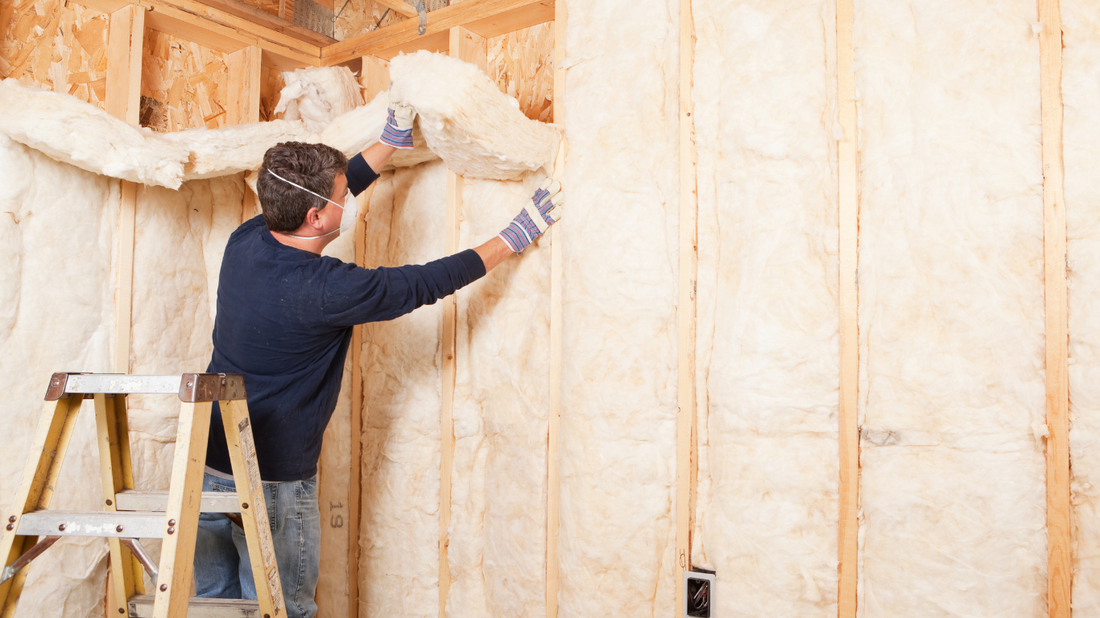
[258,142,348,232]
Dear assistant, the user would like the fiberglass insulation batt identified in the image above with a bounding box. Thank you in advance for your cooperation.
[558,1,681,616]
[689,1,840,616]
[358,161,448,618]
[125,177,247,496]
[854,1,1047,615]
[448,175,552,618]
[0,134,117,618]
[1065,0,1100,614]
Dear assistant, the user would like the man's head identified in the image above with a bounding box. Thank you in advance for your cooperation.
[258,142,348,232]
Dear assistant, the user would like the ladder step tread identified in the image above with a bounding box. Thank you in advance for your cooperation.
[127,594,259,618]
[116,490,242,513]
[17,511,165,538]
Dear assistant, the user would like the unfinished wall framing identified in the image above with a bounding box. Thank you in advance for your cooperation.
[2,1,1098,618]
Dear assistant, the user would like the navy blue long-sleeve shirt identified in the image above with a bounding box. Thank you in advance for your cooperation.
[205,155,486,481]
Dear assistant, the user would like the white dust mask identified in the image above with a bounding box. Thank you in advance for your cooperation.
[265,168,357,239]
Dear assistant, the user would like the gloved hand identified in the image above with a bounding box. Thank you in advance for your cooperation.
[499,179,563,253]
[379,101,416,149]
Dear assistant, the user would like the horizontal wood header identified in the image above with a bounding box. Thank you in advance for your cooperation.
[73,0,553,82]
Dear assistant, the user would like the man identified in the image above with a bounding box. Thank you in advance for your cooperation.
[193,102,561,618]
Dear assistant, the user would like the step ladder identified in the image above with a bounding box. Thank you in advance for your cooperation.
[0,373,285,618]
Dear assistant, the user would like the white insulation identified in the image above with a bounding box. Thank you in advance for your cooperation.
[557,1,680,616]
[854,1,1046,616]
[0,78,188,188]
[389,51,560,181]
[275,66,365,133]
[448,175,551,618]
[690,2,840,617]
[1065,0,1100,614]
[357,161,447,618]
[0,133,117,618]
[6,4,1100,617]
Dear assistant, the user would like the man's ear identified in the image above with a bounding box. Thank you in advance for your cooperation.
[305,206,324,228]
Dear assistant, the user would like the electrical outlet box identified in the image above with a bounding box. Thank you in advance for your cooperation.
[683,568,716,618]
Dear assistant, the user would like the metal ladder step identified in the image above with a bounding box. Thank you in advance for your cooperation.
[17,511,166,539]
[127,594,260,618]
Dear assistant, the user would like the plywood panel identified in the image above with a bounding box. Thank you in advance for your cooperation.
[0,0,109,109]
[486,22,553,122]
[258,63,285,121]
[139,29,230,131]
[335,0,406,43]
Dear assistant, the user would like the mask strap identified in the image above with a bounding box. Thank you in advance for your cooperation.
[264,168,346,240]
[265,168,343,211]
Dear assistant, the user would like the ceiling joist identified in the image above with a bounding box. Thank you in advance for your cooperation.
[73,0,553,72]
[325,0,554,64]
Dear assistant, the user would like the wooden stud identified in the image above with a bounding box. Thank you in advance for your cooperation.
[440,168,460,618]
[151,402,211,618]
[435,26,485,618]
[106,5,143,125]
[106,4,143,376]
[220,400,285,618]
[347,60,387,618]
[324,0,553,64]
[103,14,142,611]
[346,208,367,618]
[546,2,565,616]
[94,394,140,617]
[439,27,484,618]
[226,45,263,222]
[1040,1,1070,616]
[836,0,859,615]
[361,55,391,99]
[674,0,697,614]
[226,45,262,124]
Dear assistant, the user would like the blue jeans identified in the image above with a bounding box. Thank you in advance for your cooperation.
[194,472,320,618]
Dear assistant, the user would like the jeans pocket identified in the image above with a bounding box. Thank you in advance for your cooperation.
[210,482,235,493]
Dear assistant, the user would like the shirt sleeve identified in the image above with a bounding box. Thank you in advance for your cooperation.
[346,153,380,196]
[322,249,487,327]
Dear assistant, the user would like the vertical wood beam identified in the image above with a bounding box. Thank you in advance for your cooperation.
[226,45,262,125]
[836,0,860,616]
[1040,1,1070,617]
[441,26,486,618]
[226,45,262,222]
[361,55,391,101]
[440,168,460,618]
[547,2,566,616]
[348,55,388,618]
[106,6,143,126]
[106,4,143,373]
[674,0,698,615]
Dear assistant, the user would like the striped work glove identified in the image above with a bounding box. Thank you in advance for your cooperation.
[379,101,415,149]
[499,179,563,253]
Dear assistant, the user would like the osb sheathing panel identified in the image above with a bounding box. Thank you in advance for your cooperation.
[335,0,397,43]
[259,64,285,122]
[486,22,553,123]
[0,0,108,109]
[140,29,229,132]
[335,0,450,43]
